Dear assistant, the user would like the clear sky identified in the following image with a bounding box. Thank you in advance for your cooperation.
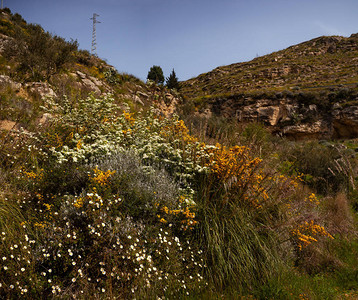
[4,0,358,81]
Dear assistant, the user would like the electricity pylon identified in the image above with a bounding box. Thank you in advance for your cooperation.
[90,13,100,56]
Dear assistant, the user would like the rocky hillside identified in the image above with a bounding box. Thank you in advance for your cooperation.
[0,8,179,132]
[181,34,358,139]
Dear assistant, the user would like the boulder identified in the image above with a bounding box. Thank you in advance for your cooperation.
[25,82,56,98]
[0,33,11,53]
[76,71,87,79]
[333,106,358,138]
[283,120,332,140]
[137,91,149,98]
[0,120,17,131]
[132,95,144,106]
[257,106,281,126]
[80,78,101,94]
[38,113,54,126]
[0,75,21,91]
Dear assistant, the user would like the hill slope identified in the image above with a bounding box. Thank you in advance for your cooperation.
[1,9,358,299]
[0,8,180,132]
[182,34,358,97]
[180,34,358,139]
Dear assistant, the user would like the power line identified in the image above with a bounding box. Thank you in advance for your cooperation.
[90,13,101,56]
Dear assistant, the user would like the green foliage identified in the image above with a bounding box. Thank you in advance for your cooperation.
[280,141,355,194]
[0,18,15,36]
[166,68,180,90]
[103,67,119,85]
[147,65,164,85]
[2,14,78,81]
[240,122,273,157]
[0,8,11,14]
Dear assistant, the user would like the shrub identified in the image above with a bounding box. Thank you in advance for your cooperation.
[147,65,164,85]
[3,20,78,81]
[280,142,355,195]
[166,69,180,90]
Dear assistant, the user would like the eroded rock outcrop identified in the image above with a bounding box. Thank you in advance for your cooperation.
[196,94,358,140]
[333,106,358,138]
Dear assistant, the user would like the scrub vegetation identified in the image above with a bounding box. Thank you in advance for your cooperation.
[0,8,357,300]
[1,94,357,299]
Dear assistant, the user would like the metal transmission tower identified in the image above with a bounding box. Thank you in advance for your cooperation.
[90,13,100,56]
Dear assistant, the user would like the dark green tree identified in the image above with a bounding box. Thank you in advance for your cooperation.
[147,65,164,85]
[166,69,179,90]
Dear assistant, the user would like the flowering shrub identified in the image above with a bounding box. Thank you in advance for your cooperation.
[0,161,205,298]
[291,220,334,251]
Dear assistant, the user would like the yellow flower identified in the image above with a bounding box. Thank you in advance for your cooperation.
[90,167,116,186]
[73,197,84,209]
[76,139,82,150]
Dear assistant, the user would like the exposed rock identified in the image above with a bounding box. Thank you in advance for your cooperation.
[0,33,11,53]
[0,75,21,91]
[137,91,149,98]
[257,106,282,126]
[0,120,17,131]
[283,120,331,140]
[132,95,144,106]
[38,113,54,126]
[309,104,317,111]
[72,71,109,94]
[119,94,133,101]
[76,71,87,79]
[199,94,358,140]
[80,78,101,94]
[25,82,56,98]
[89,76,103,87]
[156,94,180,117]
[333,106,358,138]
[196,108,212,119]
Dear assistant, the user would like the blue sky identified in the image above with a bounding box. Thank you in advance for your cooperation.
[5,0,358,81]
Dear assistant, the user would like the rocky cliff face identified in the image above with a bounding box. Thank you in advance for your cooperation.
[193,91,358,140]
[181,34,358,140]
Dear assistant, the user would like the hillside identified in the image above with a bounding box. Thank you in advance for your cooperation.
[180,34,358,139]
[0,8,180,133]
[1,9,358,299]
[182,34,358,97]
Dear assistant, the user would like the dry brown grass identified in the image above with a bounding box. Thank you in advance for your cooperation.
[324,192,355,236]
